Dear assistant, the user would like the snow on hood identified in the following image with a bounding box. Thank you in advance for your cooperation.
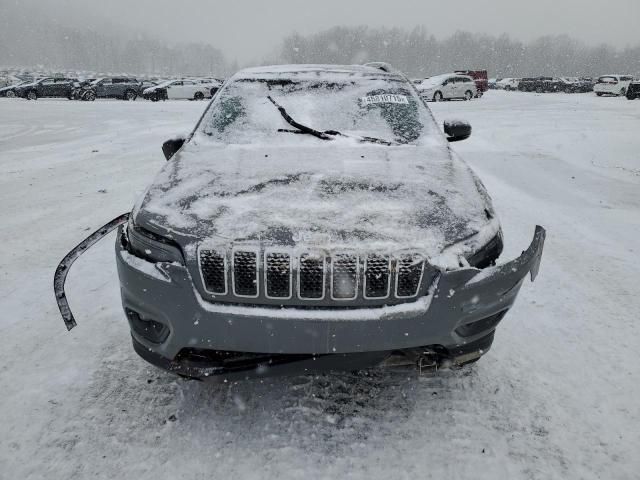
[134,137,499,266]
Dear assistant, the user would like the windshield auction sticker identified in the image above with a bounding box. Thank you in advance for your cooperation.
[360,94,409,106]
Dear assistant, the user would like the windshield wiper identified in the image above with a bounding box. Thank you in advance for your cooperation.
[267,96,398,146]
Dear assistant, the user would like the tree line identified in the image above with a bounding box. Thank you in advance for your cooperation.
[278,26,640,78]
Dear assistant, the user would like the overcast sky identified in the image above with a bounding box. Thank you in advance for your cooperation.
[35,0,640,63]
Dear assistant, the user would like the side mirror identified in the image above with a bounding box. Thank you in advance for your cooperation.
[444,120,471,142]
[162,137,185,161]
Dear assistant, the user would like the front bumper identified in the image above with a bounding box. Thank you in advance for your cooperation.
[116,226,545,376]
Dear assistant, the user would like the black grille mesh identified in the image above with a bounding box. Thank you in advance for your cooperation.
[265,252,291,298]
[396,254,423,297]
[200,248,429,300]
[332,254,358,299]
[299,254,324,299]
[233,251,258,296]
[365,254,390,298]
[199,249,226,294]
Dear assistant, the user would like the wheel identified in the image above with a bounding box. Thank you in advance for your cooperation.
[464,90,473,101]
[26,90,37,100]
[535,87,543,93]
[151,93,159,102]
[194,91,205,100]
[433,91,443,102]
[505,85,512,91]
[596,92,603,96]
[84,91,96,101]
[6,90,15,98]
[124,89,137,101]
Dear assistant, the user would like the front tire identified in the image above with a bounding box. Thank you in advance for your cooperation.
[26,90,37,100]
[596,92,603,96]
[124,89,137,101]
[194,91,204,101]
[464,90,473,101]
[6,90,16,98]
[84,91,96,101]
[433,91,443,102]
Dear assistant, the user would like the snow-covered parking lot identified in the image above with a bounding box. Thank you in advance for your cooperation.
[1,92,639,479]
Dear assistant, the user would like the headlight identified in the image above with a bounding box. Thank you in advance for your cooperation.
[466,231,504,269]
[126,221,184,264]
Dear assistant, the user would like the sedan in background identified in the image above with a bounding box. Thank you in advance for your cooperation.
[142,79,211,101]
[13,77,77,100]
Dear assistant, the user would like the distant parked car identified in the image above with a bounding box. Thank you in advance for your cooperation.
[142,79,211,101]
[83,77,141,101]
[594,75,633,96]
[0,75,21,88]
[194,78,224,97]
[518,77,563,93]
[626,81,640,100]
[496,78,520,91]
[455,70,488,97]
[416,73,477,101]
[0,80,32,98]
[13,77,77,100]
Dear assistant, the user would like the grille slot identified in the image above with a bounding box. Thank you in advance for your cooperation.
[233,250,258,297]
[396,254,424,297]
[364,254,390,298]
[298,254,325,299]
[199,249,227,294]
[265,252,291,298]
[331,254,358,300]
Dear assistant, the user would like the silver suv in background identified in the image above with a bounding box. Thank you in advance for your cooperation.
[81,77,142,101]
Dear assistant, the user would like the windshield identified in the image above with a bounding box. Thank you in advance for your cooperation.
[200,71,433,146]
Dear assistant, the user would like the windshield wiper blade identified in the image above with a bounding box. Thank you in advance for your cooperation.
[267,96,332,141]
[268,96,398,146]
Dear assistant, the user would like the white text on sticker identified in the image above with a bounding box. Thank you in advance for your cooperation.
[360,94,409,106]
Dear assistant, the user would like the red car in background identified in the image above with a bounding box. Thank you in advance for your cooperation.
[455,70,488,97]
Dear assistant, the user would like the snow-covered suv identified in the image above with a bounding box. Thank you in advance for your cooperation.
[416,73,477,101]
[55,63,545,381]
[594,75,633,96]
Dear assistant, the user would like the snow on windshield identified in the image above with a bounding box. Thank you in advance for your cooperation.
[199,70,434,146]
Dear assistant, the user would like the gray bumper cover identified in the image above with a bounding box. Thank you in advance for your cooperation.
[116,226,546,359]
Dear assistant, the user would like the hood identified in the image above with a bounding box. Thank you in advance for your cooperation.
[134,137,498,263]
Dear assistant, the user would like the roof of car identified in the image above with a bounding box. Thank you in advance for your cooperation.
[234,64,400,80]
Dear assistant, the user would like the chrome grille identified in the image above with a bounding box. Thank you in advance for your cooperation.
[364,254,391,298]
[331,254,358,300]
[233,250,258,297]
[265,252,291,298]
[199,249,227,294]
[298,254,325,299]
[396,254,424,298]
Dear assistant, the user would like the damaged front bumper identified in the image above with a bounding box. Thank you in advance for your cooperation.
[114,225,545,379]
[54,216,544,380]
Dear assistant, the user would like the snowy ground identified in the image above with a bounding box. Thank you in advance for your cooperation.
[1,92,639,479]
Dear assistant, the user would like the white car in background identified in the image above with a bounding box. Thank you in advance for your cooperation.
[593,75,633,96]
[142,79,211,101]
[496,78,520,91]
[416,73,477,101]
[193,78,224,97]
